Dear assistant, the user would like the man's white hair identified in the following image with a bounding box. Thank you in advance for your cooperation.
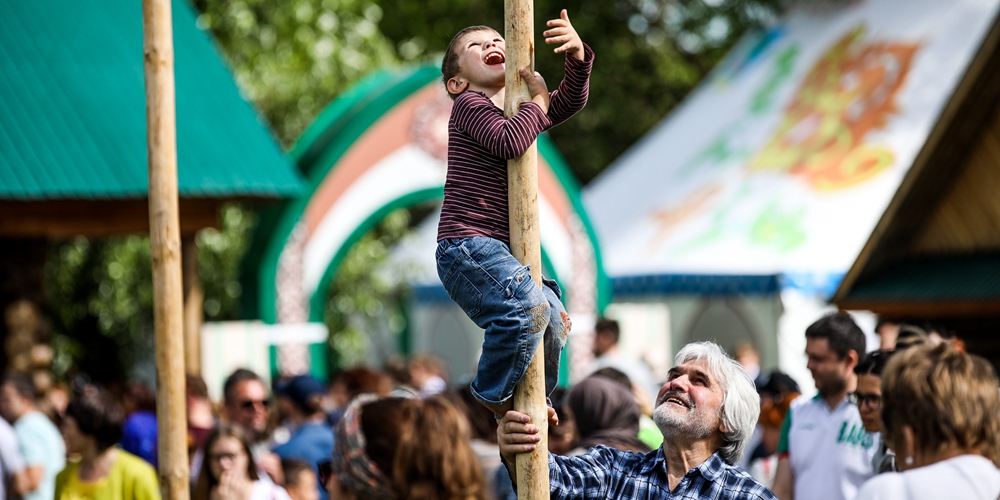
[673,341,760,465]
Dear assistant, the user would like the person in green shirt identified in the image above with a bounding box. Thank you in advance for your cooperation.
[54,388,160,500]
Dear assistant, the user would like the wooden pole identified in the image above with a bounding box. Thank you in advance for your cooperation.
[182,236,203,376]
[142,1,190,499]
[504,1,548,498]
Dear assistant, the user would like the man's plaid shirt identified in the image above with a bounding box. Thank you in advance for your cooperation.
[548,446,777,499]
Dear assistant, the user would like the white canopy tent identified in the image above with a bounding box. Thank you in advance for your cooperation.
[583,0,1000,390]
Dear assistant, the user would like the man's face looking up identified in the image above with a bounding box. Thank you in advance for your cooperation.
[653,358,725,442]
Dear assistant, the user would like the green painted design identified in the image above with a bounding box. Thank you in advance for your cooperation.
[249,64,607,382]
[537,137,611,313]
[749,202,807,252]
[673,185,751,254]
[255,67,441,324]
[678,43,799,180]
[308,188,444,322]
[751,46,799,114]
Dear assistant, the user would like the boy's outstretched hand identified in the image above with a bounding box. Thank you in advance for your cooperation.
[544,9,585,61]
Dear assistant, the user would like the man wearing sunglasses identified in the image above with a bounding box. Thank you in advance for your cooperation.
[223,369,272,446]
[192,369,282,486]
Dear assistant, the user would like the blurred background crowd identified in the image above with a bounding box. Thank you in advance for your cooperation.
[0,312,990,500]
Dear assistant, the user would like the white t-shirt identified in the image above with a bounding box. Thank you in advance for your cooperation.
[855,455,1000,500]
[0,417,25,500]
[250,480,293,500]
[778,395,877,500]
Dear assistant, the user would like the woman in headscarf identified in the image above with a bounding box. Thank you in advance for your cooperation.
[566,376,652,455]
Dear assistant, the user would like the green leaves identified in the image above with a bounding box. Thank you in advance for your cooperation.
[373,0,781,183]
[190,0,399,147]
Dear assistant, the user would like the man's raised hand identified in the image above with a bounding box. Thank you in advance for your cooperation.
[496,408,559,463]
[544,9,585,61]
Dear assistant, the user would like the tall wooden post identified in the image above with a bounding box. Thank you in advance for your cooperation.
[504,1,548,498]
[182,236,203,376]
[142,1,190,499]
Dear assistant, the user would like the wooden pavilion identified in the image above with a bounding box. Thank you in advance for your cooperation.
[833,12,1000,360]
[0,0,304,378]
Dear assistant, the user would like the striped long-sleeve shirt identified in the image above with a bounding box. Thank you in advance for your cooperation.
[437,45,594,245]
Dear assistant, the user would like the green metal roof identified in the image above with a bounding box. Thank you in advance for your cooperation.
[847,254,1000,301]
[0,0,304,200]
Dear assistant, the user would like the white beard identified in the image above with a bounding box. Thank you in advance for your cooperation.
[653,393,717,441]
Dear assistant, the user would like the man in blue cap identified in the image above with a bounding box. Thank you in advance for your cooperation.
[273,375,333,500]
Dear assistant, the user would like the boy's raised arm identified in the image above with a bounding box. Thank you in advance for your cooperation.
[543,10,594,127]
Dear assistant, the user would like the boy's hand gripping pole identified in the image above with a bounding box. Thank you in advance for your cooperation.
[505,0,549,498]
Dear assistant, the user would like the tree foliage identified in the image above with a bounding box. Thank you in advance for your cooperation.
[44,0,788,379]
[45,205,254,383]
[189,0,400,146]
[375,0,781,183]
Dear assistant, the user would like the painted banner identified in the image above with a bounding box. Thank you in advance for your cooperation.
[584,0,1000,290]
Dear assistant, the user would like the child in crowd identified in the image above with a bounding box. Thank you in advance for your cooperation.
[436,9,594,414]
[281,459,320,500]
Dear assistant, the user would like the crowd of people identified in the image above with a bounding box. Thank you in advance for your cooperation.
[0,312,993,500]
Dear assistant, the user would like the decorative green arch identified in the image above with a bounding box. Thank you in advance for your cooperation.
[243,64,609,336]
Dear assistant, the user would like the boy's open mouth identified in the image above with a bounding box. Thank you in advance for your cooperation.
[484,51,505,66]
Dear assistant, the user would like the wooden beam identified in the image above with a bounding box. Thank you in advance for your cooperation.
[182,237,203,376]
[838,299,1000,318]
[833,14,1000,302]
[504,1,548,498]
[0,199,221,238]
[142,0,190,499]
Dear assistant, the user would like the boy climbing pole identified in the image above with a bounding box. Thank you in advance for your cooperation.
[435,9,594,416]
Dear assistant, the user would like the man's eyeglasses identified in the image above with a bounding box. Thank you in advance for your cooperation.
[850,392,882,410]
[239,399,268,411]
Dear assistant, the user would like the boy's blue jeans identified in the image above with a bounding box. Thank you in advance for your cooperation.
[436,237,569,407]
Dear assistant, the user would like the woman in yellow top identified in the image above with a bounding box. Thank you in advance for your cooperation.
[55,388,160,500]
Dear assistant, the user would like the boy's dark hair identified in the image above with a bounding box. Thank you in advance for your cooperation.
[594,318,620,343]
[442,25,499,99]
[2,373,36,400]
[281,458,313,486]
[65,388,124,452]
[805,312,866,362]
[854,349,892,377]
[223,368,262,403]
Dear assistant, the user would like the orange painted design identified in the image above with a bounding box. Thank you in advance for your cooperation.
[645,184,723,255]
[750,26,920,190]
[303,86,441,237]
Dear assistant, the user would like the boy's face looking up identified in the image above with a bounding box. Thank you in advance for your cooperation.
[446,29,506,96]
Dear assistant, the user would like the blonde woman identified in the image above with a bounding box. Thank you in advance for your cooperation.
[855,344,1000,500]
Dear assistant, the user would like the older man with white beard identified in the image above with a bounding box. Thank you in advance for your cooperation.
[497,341,777,499]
